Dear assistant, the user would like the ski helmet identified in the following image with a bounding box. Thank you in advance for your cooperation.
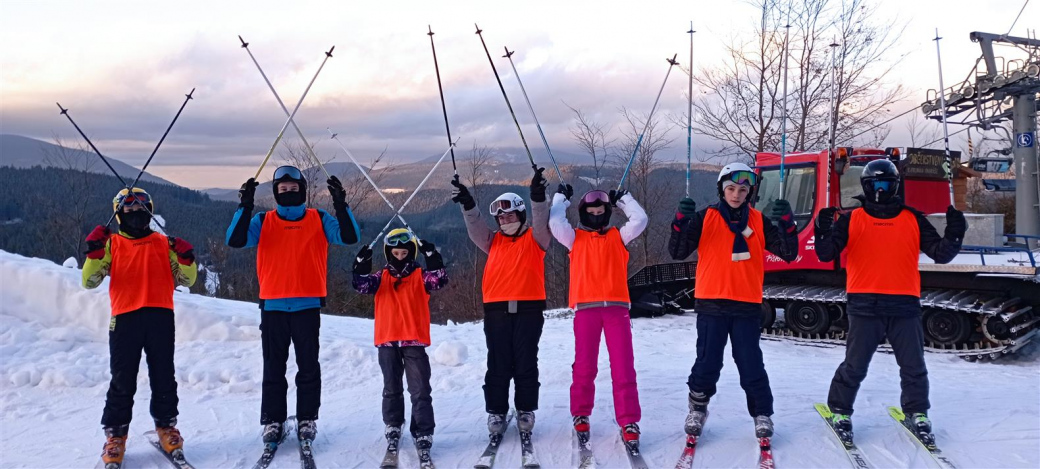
[716,162,758,203]
[383,228,419,268]
[860,159,900,203]
[112,187,153,224]
[577,190,612,230]
[272,165,307,207]
[489,192,527,227]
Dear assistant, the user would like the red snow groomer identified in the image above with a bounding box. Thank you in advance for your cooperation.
[628,147,1040,360]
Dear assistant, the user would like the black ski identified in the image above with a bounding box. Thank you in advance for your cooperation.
[252,418,292,469]
[518,428,539,468]
[415,439,435,469]
[380,427,401,469]
[887,407,957,469]
[814,403,872,469]
[574,428,595,469]
[296,417,317,469]
[474,411,514,469]
[619,428,649,469]
[144,431,195,469]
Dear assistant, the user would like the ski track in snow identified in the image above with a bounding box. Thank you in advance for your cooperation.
[1,249,1038,468]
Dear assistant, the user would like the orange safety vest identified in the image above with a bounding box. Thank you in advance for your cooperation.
[846,208,921,297]
[568,227,630,308]
[482,229,547,303]
[694,208,767,304]
[374,268,432,346]
[108,232,175,316]
[256,209,329,299]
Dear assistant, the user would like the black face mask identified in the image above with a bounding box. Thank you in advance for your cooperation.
[388,255,412,273]
[579,203,612,230]
[275,191,305,207]
[119,210,153,238]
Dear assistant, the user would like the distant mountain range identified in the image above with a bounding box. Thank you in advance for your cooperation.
[0,134,174,186]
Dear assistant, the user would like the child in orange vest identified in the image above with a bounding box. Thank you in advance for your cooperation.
[668,163,798,439]
[548,184,648,447]
[352,229,448,455]
[82,188,197,468]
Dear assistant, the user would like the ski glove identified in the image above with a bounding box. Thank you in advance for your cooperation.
[530,167,548,203]
[816,207,837,233]
[770,199,796,233]
[557,183,573,201]
[945,205,967,240]
[353,245,373,275]
[419,240,444,270]
[678,198,697,217]
[169,237,195,265]
[609,189,627,207]
[327,176,348,210]
[85,225,111,260]
[450,178,476,211]
[239,178,259,211]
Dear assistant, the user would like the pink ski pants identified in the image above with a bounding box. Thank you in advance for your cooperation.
[570,305,641,425]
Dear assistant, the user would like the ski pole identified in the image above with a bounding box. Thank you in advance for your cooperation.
[933,29,956,206]
[426,26,459,180]
[780,7,791,199]
[56,103,167,232]
[617,54,679,191]
[475,24,537,171]
[252,45,335,180]
[825,39,838,209]
[327,128,416,230]
[502,46,564,184]
[239,36,331,180]
[366,138,459,249]
[108,88,195,226]
[685,23,695,198]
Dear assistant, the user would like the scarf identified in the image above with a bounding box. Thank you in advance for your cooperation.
[711,202,753,261]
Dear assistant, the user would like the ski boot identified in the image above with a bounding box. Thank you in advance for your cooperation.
[754,415,774,438]
[415,434,434,450]
[684,391,709,436]
[262,422,284,444]
[154,419,184,454]
[297,419,317,441]
[909,412,936,447]
[621,423,641,449]
[517,411,536,433]
[572,415,590,433]
[385,424,402,442]
[829,412,854,446]
[101,425,129,469]
[487,413,509,435]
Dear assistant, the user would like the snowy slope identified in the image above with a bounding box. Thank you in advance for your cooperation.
[0,250,1037,468]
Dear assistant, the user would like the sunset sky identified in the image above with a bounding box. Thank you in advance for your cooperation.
[0,0,1032,188]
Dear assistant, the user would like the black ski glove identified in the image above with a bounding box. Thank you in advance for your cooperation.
[816,207,837,233]
[530,167,548,203]
[557,183,573,201]
[327,176,348,210]
[353,245,373,275]
[945,205,967,240]
[450,178,476,211]
[771,199,795,233]
[678,198,697,217]
[419,240,444,270]
[239,178,259,211]
[609,189,627,207]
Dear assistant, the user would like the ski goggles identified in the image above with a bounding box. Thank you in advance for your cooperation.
[489,199,520,216]
[724,170,758,186]
[871,179,896,192]
[118,192,151,207]
[581,190,610,205]
[273,166,302,181]
[384,231,416,247]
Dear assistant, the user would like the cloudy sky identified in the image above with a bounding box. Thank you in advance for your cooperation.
[1,0,1033,188]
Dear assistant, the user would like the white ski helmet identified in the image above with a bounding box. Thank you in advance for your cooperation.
[716,162,759,200]
[489,192,527,226]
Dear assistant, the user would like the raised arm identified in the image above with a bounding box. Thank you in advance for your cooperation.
[614,192,648,246]
[914,206,965,264]
[814,208,849,263]
[669,199,706,260]
[529,167,552,250]
[326,176,361,245]
[549,185,576,251]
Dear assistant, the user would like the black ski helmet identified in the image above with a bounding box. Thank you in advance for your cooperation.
[860,159,900,203]
[272,165,307,206]
[577,190,612,230]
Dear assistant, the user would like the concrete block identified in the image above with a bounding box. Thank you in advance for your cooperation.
[926,213,1004,247]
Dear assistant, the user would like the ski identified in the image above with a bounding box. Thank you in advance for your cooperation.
[887,407,957,469]
[415,439,435,469]
[252,419,292,469]
[380,427,401,469]
[574,427,595,469]
[292,417,316,469]
[94,458,122,469]
[474,411,514,469]
[518,428,540,468]
[814,403,872,469]
[619,428,649,469]
[144,431,195,469]
[673,435,698,469]
[758,437,776,469]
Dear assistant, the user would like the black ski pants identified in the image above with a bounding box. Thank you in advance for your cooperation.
[102,308,178,429]
[378,345,435,438]
[260,308,321,425]
[687,311,774,417]
[828,312,930,415]
[483,308,544,414]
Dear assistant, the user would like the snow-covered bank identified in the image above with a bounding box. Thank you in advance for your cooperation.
[1,250,1037,468]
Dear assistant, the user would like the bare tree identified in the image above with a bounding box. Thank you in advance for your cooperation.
[566,103,614,184]
[466,142,495,203]
[905,112,941,147]
[37,135,100,260]
[278,141,328,207]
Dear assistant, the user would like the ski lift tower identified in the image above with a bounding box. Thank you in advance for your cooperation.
[921,31,1040,246]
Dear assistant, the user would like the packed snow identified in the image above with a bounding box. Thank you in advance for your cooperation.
[0,249,1037,468]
